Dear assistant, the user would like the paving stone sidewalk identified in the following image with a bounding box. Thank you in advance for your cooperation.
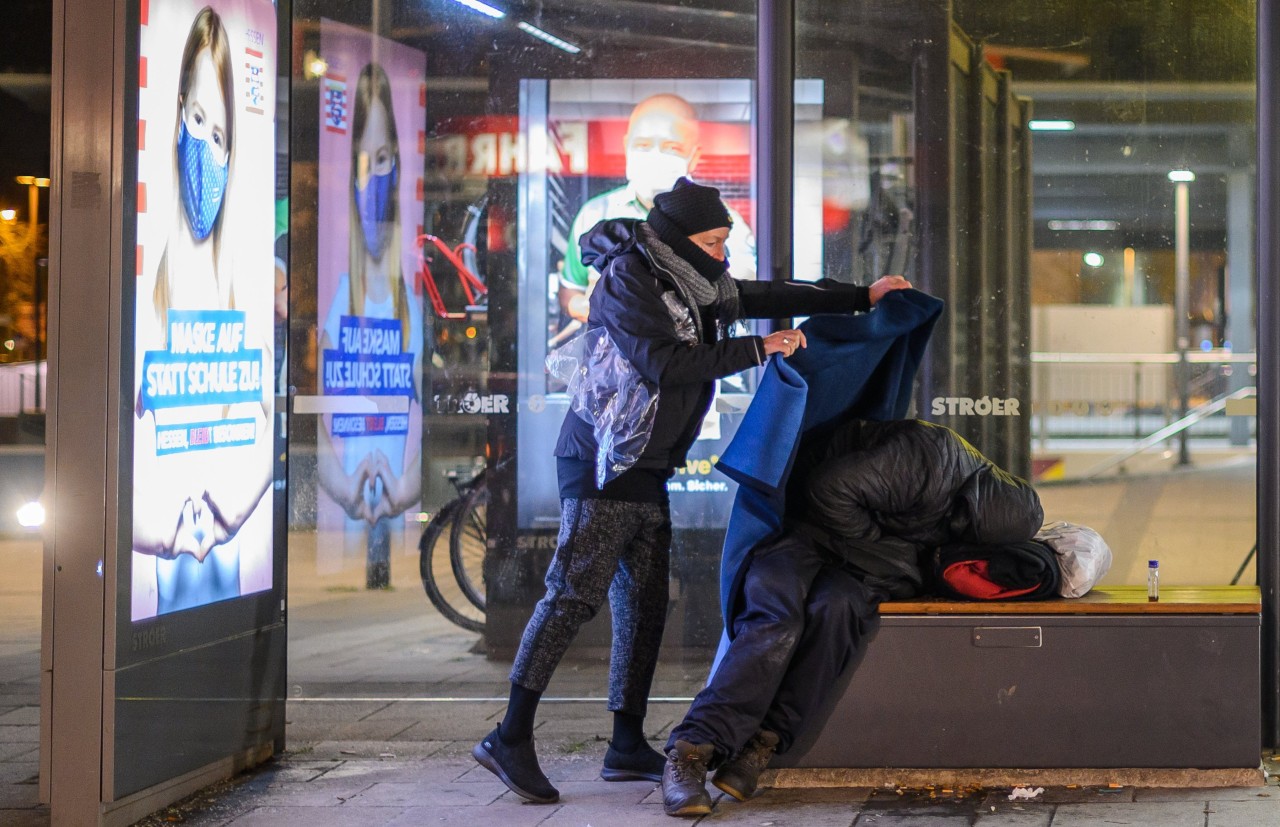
[125,719,1280,827]
[6,539,1280,826]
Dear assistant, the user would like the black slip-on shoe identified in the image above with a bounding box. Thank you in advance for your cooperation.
[472,727,560,803]
[661,740,715,816]
[712,730,779,801]
[601,740,666,782]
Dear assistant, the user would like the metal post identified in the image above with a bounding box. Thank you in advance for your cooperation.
[26,181,37,239]
[756,0,793,288]
[1134,363,1142,441]
[1257,0,1280,750]
[44,0,119,817]
[1227,171,1255,446]
[1037,362,1047,450]
[912,11,956,420]
[1174,180,1191,465]
[34,257,42,410]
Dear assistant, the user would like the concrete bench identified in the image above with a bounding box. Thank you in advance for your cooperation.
[772,585,1262,773]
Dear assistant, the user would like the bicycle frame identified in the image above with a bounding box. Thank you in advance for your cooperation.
[416,233,489,320]
[419,465,488,632]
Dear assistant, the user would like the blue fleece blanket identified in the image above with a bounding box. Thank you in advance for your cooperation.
[714,289,944,641]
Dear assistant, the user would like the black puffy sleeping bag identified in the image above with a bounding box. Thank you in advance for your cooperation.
[791,418,1044,598]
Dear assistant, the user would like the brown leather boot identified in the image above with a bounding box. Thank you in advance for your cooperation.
[661,739,715,816]
[712,730,779,801]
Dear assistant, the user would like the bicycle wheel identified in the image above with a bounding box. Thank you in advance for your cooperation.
[450,480,487,612]
[419,499,484,633]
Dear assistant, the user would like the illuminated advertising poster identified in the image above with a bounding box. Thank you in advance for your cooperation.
[431,82,758,343]
[549,81,756,446]
[509,80,771,532]
[552,83,757,321]
[316,20,426,584]
[131,0,277,621]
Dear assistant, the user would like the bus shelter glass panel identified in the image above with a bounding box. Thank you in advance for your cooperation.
[800,0,1258,589]
[794,3,921,288]
[287,0,757,699]
[968,0,1258,588]
[793,0,1254,594]
[0,4,49,533]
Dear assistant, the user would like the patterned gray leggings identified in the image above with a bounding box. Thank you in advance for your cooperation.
[509,497,672,716]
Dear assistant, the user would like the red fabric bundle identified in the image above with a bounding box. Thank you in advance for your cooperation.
[942,560,1039,600]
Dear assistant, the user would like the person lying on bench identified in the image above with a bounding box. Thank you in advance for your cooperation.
[797,417,1045,598]
[660,418,1043,817]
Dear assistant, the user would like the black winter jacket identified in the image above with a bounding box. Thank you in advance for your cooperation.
[555,218,870,474]
[793,418,1043,597]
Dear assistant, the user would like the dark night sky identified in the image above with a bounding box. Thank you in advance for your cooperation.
[0,1,51,72]
[0,0,51,219]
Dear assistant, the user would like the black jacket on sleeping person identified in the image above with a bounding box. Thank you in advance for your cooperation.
[555,218,871,477]
[792,418,1043,598]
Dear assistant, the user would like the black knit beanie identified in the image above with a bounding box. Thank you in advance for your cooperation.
[646,177,732,279]
[651,177,732,235]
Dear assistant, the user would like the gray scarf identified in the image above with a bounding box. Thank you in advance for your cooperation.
[637,222,740,339]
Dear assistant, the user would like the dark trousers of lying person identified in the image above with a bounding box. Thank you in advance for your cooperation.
[666,532,884,760]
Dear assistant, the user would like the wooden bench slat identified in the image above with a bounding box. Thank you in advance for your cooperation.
[880,585,1261,615]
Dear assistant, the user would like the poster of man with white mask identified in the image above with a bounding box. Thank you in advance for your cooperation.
[554,85,757,330]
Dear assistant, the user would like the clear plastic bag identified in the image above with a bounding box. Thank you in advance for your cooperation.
[1034,520,1113,598]
[546,327,659,488]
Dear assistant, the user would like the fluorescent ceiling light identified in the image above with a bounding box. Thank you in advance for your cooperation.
[517,21,581,54]
[1167,169,1196,182]
[451,0,505,18]
[1083,252,1104,267]
[1047,219,1119,231]
[1028,119,1075,131]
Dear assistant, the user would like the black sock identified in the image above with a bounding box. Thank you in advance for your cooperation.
[611,711,646,754]
[499,683,541,744]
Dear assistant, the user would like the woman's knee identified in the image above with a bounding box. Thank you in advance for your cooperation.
[538,582,606,625]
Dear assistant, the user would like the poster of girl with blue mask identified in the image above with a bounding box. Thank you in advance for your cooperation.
[316,20,426,587]
[131,0,278,621]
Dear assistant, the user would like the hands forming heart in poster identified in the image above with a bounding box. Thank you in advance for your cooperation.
[172,496,220,562]
[341,451,409,526]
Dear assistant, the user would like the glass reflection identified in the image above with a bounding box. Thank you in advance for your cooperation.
[955,0,1256,587]
[283,1,1259,708]
[289,0,758,701]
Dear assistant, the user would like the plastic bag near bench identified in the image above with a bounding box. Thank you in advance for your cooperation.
[1036,521,1114,598]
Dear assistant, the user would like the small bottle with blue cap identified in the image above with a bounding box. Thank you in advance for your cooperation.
[1147,560,1159,602]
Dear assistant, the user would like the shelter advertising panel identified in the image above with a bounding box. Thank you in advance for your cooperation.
[131,0,278,622]
[109,0,287,799]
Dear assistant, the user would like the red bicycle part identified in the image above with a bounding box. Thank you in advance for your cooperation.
[416,234,489,320]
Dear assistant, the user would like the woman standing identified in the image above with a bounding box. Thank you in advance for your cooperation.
[473,177,910,802]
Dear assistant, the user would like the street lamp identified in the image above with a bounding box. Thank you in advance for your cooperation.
[15,176,49,239]
[1168,169,1194,466]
